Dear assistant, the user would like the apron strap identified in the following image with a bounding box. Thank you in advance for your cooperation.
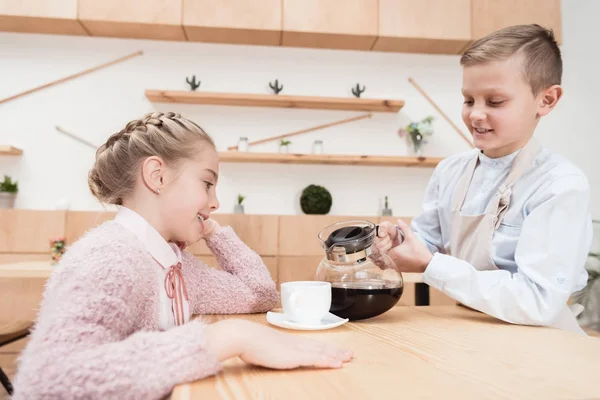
[490,138,542,228]
[451,139,542,222]
[451,151,480,212]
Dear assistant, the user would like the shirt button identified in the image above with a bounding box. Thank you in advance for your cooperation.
[557,275,566,284]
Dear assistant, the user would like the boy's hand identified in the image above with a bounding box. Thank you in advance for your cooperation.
[374,219,433,273]
[374,221,404,256]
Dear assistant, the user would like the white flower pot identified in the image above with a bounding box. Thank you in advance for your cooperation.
[0,192,16,208]
[234,204,245,214]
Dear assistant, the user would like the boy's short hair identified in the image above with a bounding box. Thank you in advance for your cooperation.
[460,24,562,95]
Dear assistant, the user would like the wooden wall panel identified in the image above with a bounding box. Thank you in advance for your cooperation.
[0,277,46,323]
[65,211,115,245]
[0,253,50,264]
[277,256,322,285]
[0,210,66,254]
[430,287,457,306]
[278,215,376,257]
[187,214,279,256]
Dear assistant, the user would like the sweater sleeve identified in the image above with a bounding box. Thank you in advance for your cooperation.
[182,226,279,315]
[12,248,222,400]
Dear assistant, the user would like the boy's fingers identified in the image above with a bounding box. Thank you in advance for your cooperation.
[396,219,412,240]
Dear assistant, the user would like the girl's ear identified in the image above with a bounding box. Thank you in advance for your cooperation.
[141,156,165,194]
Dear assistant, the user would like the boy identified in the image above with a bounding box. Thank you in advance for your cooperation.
[376,24,593,334]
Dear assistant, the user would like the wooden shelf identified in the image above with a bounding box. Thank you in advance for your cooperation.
[145,90,404,113]
[218,151,441,167]
[0,146,23,156]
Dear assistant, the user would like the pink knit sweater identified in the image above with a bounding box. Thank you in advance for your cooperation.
[12,221,279,399]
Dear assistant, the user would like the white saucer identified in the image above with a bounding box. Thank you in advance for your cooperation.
[266,311,349,331]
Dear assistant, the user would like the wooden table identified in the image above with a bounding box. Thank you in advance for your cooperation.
[173,306,600,399]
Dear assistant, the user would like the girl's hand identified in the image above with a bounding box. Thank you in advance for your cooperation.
[201,218,221,239]
[207,319,353,369]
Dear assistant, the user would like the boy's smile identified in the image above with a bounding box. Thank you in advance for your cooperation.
[461,54,546,158]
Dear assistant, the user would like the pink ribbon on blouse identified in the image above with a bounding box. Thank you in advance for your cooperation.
[164,262,190,326]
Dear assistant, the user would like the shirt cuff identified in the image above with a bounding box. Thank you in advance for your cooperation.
[422,252,456,291]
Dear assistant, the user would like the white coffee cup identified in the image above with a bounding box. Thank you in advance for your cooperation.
[280,281,332,325]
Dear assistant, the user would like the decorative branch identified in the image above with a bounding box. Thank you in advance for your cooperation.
[186,75,201,91]
[55,126,98,150]
[408,77,473,148]
[227,113,372,150]
[269,79,283,94]
[351,83,366,98]
[0,50,143,105]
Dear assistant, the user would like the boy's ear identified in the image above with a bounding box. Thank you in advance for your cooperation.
[537,84,563,117]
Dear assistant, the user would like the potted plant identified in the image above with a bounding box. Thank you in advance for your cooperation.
[398,115,435,158]
[381,196,392,216]
[300,184,332,215]
[279,139,291,153]
[0,175,18,208]
[234,194,245,214]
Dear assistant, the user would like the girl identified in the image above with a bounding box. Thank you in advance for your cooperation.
[12,112,353,399]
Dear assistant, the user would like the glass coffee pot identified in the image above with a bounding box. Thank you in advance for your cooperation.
[315,220,404,321]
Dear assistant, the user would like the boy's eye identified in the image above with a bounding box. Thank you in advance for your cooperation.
[488,100,505,106]
[463,99,473,106]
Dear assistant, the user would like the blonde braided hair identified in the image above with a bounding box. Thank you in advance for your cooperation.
[88,112,215,205]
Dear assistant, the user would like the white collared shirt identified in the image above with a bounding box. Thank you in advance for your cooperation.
[115,206,190,330]
[415,145,593,326]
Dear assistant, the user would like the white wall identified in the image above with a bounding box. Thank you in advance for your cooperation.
[0,0,598,218]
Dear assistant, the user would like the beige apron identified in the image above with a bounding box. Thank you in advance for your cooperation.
[449,138,585,334]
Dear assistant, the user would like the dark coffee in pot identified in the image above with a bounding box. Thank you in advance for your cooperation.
[330,281,403,321]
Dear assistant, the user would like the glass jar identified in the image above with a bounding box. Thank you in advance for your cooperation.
[312,140,323,154]
[237,137,249,152]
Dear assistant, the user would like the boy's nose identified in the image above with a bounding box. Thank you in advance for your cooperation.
[469,109,487,122]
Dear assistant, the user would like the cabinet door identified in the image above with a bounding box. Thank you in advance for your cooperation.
[282,0,378,51]
[471,0,562,43]
[373,0,472,54]
[183,0,281,46]
[78,0,185,41]
[0,0,87,36]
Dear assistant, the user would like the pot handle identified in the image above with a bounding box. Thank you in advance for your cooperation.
[375,224,405,244]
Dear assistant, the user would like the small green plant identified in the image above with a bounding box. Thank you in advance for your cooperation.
[300,184,332,215]
[280,139,291,147]
[398,115,435,155]
[237,194,245,205]
[0,175,18,193]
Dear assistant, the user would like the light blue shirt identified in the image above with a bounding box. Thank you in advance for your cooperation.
[415,144,593,326]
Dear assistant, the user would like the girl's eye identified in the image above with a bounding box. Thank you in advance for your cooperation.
[204,181,214,190]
